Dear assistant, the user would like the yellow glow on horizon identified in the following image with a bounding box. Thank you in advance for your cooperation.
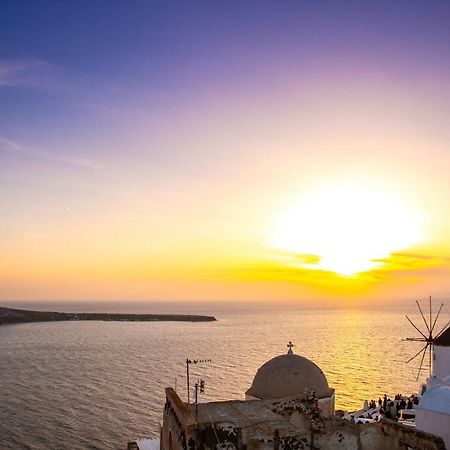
[271,182,424,276]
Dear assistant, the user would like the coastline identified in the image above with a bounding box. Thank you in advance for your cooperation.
[0,306,217,325]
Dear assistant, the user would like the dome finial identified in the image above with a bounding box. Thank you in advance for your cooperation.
[287,341,294,355]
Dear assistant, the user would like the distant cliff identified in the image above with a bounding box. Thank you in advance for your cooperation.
[0,306,217,325]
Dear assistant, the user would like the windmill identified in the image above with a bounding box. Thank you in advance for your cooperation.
[405,296,449,381]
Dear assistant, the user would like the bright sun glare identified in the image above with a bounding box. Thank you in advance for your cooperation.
[271,183,423,276]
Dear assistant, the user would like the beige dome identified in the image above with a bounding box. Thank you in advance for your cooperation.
[246,351,332,400]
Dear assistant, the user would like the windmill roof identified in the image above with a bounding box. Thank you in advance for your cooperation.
[434,326,450,347]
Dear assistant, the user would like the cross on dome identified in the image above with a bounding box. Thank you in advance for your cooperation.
[287,341,295,354]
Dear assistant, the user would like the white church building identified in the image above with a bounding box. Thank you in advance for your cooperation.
[415,326,450,449]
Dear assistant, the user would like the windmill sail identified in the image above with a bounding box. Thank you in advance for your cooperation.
[405,297,444,381]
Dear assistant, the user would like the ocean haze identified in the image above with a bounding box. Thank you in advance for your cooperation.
[1,300,447,449]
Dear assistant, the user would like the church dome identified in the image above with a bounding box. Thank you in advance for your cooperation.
[246,343,332,400]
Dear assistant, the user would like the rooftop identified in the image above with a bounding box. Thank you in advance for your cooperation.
[434,326,450,347]
[188,395,324,438]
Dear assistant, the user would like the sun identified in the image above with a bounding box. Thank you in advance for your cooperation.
[271,182,423,276]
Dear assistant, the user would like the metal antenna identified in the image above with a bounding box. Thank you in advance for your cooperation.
[405,297,446,381]
[194,379,206,424]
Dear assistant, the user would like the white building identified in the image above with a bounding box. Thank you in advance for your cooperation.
[433,326,450,378]
[415,326,450,450]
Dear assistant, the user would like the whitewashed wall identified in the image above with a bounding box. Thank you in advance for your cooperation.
[434,346,450,378]
[416,409,450,450]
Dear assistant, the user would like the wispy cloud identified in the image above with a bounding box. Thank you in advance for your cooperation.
[230,250,450,292]
[0,135,102,170]
[0,136,21,150]
[0,58,64,90]
[51,153,103,170]
[65,206,82,223]
[231,261,343,285]
[268,248,321,265]
[374,252,450,271]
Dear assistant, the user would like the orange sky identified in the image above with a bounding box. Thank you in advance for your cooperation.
[2,3,450,303]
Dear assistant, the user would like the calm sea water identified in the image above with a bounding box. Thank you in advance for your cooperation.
[1,300,448,449]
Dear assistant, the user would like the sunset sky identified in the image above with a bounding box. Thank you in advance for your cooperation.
[1,1,450,302]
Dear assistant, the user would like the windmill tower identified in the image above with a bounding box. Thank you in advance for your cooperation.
[411,299,450,450]
[405,297,449,381]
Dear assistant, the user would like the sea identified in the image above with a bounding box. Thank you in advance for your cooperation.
[0,300,448,449]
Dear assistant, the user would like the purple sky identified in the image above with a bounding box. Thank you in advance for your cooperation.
[1,1,450,301]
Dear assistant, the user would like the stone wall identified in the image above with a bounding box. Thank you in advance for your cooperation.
[160,389,446,450]
[311,419,446,450]
[161,388,196,450]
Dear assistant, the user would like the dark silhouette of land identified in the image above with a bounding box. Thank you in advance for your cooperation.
[0,306,217,325]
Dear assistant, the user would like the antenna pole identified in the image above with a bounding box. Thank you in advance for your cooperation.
[195,381,199,423]
[186,358,211,404]
[194,379,205,425]
[186,359,190,403]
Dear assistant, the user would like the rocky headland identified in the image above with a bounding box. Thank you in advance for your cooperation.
[0,306,217,325]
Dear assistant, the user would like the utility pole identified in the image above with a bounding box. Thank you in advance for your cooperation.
[186,358,211,403]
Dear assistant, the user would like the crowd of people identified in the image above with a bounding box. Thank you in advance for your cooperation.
[364,393,419,420]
